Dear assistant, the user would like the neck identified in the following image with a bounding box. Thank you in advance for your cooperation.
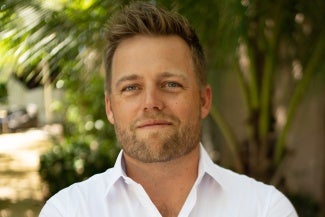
[123,145,200,217]
[123,144,200,184]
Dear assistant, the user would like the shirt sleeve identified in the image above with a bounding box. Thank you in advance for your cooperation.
[39,200,64,217]
[38,188,73,217]
[266,187,298,217]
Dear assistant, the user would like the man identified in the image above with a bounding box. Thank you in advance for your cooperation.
[39,2,297,217]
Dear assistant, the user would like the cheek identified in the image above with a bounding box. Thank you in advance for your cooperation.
[112,100,139,123]
[169,98,200,121]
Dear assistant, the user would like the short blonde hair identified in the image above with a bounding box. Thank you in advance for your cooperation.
[104,1,206,93]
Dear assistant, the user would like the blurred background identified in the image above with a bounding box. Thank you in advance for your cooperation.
[0,0,324,216]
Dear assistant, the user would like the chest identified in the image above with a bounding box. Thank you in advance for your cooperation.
[102,180,262,217]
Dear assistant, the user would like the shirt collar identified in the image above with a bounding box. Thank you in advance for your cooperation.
[104,144,226,196]
[104,150,127,196]
[197,144,226,189]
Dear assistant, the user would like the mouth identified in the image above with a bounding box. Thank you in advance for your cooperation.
[137,120,172,129]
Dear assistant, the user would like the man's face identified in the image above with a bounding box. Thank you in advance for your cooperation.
[105,35,211,163]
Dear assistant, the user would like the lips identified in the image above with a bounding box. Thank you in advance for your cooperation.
[137,120,172,128]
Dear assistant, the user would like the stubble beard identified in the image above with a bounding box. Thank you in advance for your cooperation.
[114,112,202,163]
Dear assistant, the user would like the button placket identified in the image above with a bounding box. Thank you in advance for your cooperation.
[124,177,162,217]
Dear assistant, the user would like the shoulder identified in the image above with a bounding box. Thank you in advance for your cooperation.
[209,164,297,216]
[59,168,112,197]
[39,168,115,216]
[215,165,273,193]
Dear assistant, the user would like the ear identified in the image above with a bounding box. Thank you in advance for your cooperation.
[200,85,212,119]
[105,94,115,125]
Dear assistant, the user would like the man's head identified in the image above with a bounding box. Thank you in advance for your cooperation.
[104,2,212,163]
[104,1,206,94]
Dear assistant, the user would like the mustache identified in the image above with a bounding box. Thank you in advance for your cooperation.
[131,112,179,128]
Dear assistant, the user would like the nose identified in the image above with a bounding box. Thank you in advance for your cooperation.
[143,86,164,111]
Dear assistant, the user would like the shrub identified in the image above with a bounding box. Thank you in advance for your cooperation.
[39,136,119,197]
[0,82,7,103]
[39,71,120,198]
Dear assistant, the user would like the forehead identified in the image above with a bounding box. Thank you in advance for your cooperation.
[115,34,191,52]
[111,35,195,83]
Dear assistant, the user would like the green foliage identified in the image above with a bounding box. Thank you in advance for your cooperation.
[0,0,122,85]
[39,70,120,197]
[39,137,119,197]
[0,83,7,103]
[177,0,325,183]
[3,0,127,197]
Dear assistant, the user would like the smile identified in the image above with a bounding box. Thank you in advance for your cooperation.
[137,120,172,128]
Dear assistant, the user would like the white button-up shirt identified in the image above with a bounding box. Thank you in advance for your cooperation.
[39,145,297,217]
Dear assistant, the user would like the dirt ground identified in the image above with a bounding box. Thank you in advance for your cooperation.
[0,128,54,217]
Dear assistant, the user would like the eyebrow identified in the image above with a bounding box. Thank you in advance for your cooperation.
[114,71,188,88]
[158,71,188,81]
[115,74,140,88]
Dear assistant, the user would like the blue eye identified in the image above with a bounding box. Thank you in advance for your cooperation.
[121,85,138,92]
[167,82,179,87]
[164,82,181,88]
